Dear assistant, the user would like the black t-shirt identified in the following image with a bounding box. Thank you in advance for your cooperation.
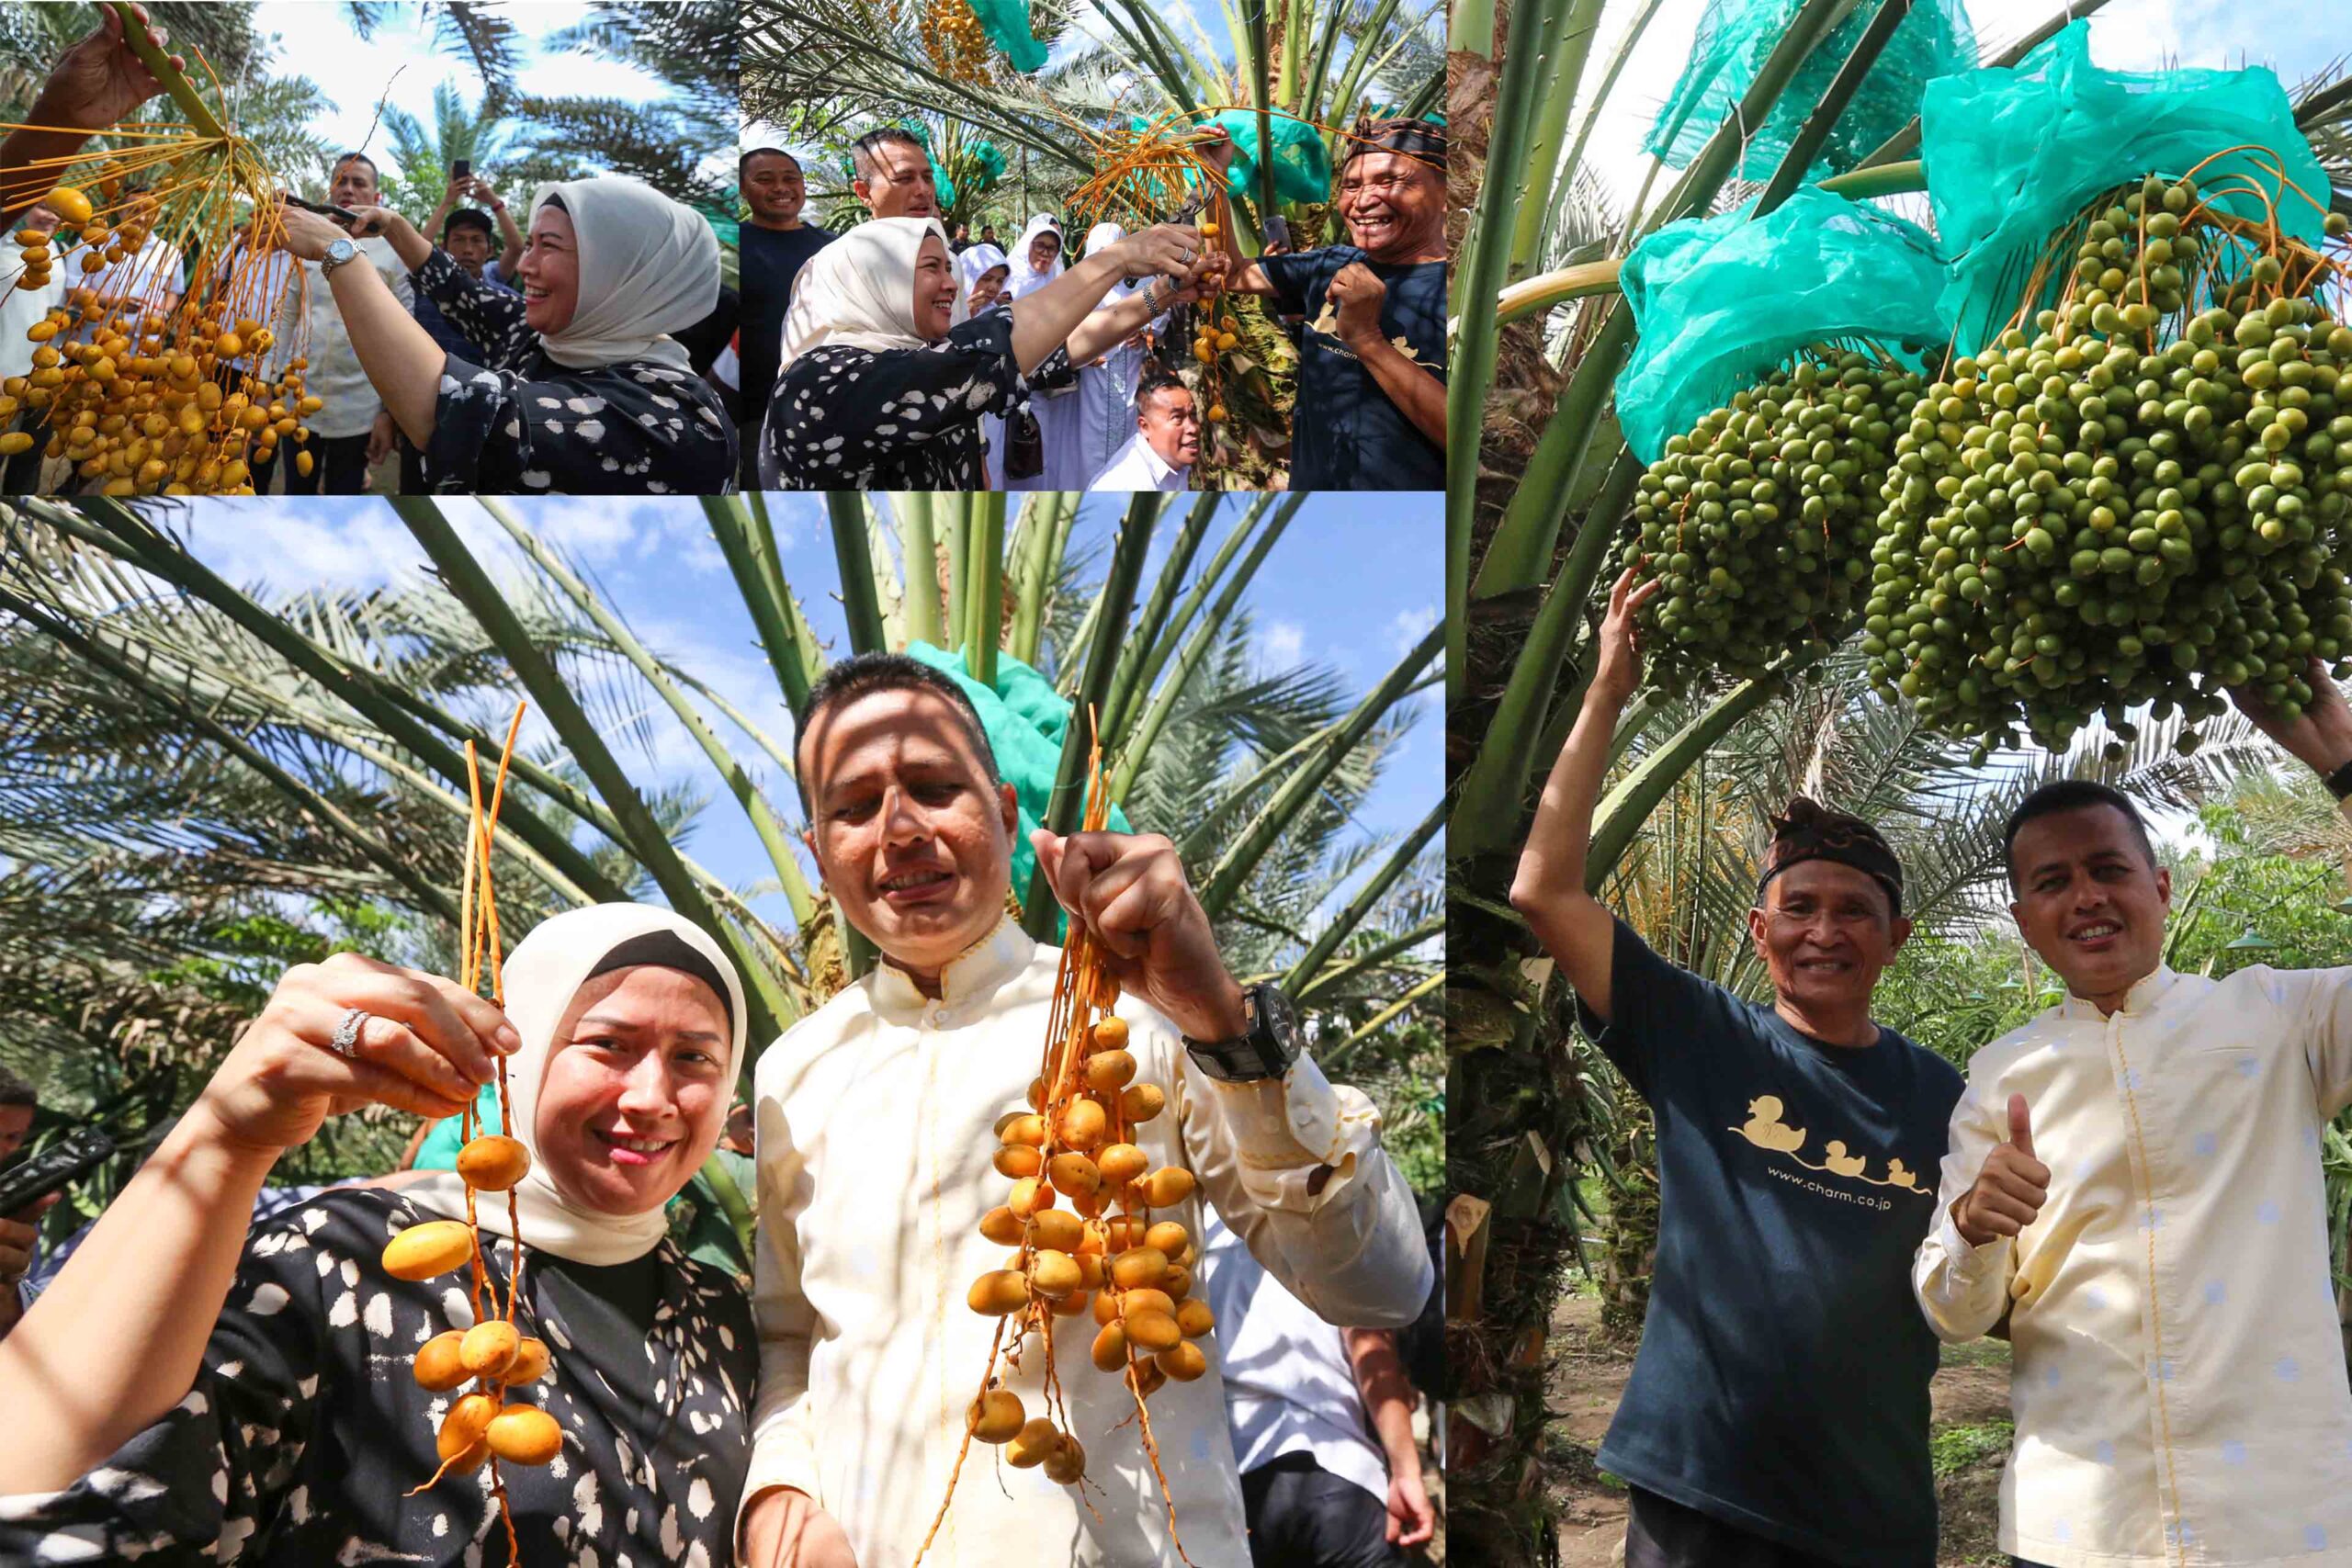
[1260,245,1444,491]
[740,222,834,414]
[1579,919,1962,1566]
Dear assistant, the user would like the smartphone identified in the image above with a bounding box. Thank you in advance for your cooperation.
[453,160,471,182]
[0,1126,113,1218]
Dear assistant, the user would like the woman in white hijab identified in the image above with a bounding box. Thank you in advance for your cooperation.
[272,177,732,495]
[1065,220,1171,489]
[1004,212,1081,491]
[761,213,1204,491]
[0,905,760,1566]
[956,243,1017,487]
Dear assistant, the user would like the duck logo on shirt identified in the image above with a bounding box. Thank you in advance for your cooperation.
[1732,1095,1929,1197]
[1306,299,1437,371]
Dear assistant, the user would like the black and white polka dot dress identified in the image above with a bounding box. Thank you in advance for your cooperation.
[413,249,737,495]
[760,309,1056,491]
[0,1187,756,1567]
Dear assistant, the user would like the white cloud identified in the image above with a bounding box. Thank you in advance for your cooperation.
[1257,620,1306,670]
[1385,604,1440,656]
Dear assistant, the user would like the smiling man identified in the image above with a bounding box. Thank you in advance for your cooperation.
[1199,117,1445,491]
[1511,569,1962,1568]
[740,653,1429,1568]
[1915,671,2352,1568]
[1089,364,1198,491]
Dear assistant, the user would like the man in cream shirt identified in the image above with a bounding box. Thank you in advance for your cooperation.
[1916,660,2352,1568]
[741,653,1430,1567]
[1089,366,1197,493]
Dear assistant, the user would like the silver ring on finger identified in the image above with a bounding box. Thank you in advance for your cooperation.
[329,1006,371,1060]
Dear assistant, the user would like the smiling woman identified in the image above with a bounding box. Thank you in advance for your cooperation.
[0,905,763,1566]
[269,176,735,494]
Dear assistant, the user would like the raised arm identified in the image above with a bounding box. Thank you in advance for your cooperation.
[473,177,526,277]
[1189,130,1278,297]
[1509,568,1660,1022]
[1032,828,1432,1327]
[1008,225,1201,374]
[0,953,504,1494]
[1064,269,1205,366]
[1,5,179,228]
[421,178,461,245]
[268,203,443,444]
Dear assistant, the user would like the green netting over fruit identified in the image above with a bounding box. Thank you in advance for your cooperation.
[1645,0,1976,179]
[1925,21,2330,355]
[968,0,1047,71]
[1206,109,1333,206]
[968,140,1009,188]
[1616,187,1952,464]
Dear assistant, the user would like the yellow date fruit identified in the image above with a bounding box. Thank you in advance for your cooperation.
[1091,1320,1130,1372]
[438,1393,500,1461]
[967,1269,1030,1315]
[1140,1167,1197,1208]
[486,1404,563,1465]
[412,1330,470,1392]
[1095,1142,1148,1187]
[1118,1288,1176,1323]
[457,1134,531,1191]
[1120,1085,1166,1123]
[1044,1435,1086,1485]
[1090,1017,1129,1053]
[1144,1221,1188,1257]
[1082,1050,1136,1092]
[979,1205,1025,1245]
[1111,1246,1168,1289]
[1028,1208,1084,1253]
[1125,1308,1182,1352]
[1176,1298,1216,1337]
[1029,1249,1082,1299]
[998,1111,1046,1146]
[503,1337,551,1386]
[460,1320,521,1378]
[1156,1341,1208,1382]
[382,1221,476,1281]
[45,187,92,227]
[994,1145,1044,1179]
[1006,1417,1058,1468]
[1009,1176,1052,1219]
[1046,1151,1101,1196]
[1059,1098,1108,1148]
[967,1388,1025,1442]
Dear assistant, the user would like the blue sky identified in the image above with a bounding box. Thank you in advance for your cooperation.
[175,496,1441,930]
[246,2,720,187]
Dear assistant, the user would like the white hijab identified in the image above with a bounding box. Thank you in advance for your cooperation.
[529,176,718,374]
[405,903,749,1267]
[778,216,967,366]
[1009,212,1064,299]
[956,242,1010,303]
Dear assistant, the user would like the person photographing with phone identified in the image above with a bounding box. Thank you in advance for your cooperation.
[1916,682,2352,1566]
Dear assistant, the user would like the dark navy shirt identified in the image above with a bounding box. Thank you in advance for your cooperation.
[1580,919,1962,1566]
[1259,245,1443,491]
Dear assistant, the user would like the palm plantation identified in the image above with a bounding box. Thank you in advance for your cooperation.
[0,492,1442,1226]
[1450,1,2352,1556]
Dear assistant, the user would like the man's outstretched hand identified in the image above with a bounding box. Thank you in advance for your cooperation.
[2230,654,2352,781]
[1031,829,1249,1044]
[34,4,181,133]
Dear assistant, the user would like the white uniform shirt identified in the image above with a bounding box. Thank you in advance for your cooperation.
[223,235,413,440]
[1196,1209,1391,1506]
[1915,961,2352,1566]
[1088,430,1187,492]
[748,918,1430,1566]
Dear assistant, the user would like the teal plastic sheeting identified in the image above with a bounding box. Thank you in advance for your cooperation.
[902,640,1131,941]
[967,0,1047,72]
[1615,186,1951,464]
[1207,108,1335,207]
[967,140,1008,190]
[1924,21,2330,354]
[1645,0,1975,179]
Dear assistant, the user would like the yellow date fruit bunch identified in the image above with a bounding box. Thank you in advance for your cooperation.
[917,0,1001,85]
[966,995,1218,1486]
[4,182,323,495]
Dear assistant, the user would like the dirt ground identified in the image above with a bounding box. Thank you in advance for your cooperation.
[1543,1292,2016,1567]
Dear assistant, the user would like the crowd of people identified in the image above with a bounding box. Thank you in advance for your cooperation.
[734,117,1447,494]
[0,7,736,498]
[1510,569,2352,1568]
[0,654,1441,1567]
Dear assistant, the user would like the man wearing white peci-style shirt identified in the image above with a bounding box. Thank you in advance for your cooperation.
[1916,662,2352,1568]
[738,652,1429,1568]
[1089,364,1198,493]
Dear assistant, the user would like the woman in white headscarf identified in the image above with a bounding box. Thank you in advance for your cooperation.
[955,243,1018,488]
[0,905,760,1566]
[272,177,733,495]
[1065,220,1171,489]
[1003,212,1081,491]
[761,214,1204,491]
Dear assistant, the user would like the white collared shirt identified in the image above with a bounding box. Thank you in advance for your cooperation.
[746,918,1429,1565]
[1915,961,2352,1566]
[1087,429,1186,492]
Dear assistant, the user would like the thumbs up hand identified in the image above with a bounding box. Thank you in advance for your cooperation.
[1954,1093,2052,1247]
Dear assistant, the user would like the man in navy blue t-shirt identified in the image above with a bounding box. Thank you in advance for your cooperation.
[1510,570,1962,1567]
[1199,118,1445,491]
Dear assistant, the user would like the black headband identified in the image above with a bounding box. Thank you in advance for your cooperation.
[585,931,735,1033]
[1346,118,1446,167]
[1754,796,1905,918]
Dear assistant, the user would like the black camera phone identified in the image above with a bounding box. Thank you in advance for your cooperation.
[453,159,471,182]
[0,1127,114,1219]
